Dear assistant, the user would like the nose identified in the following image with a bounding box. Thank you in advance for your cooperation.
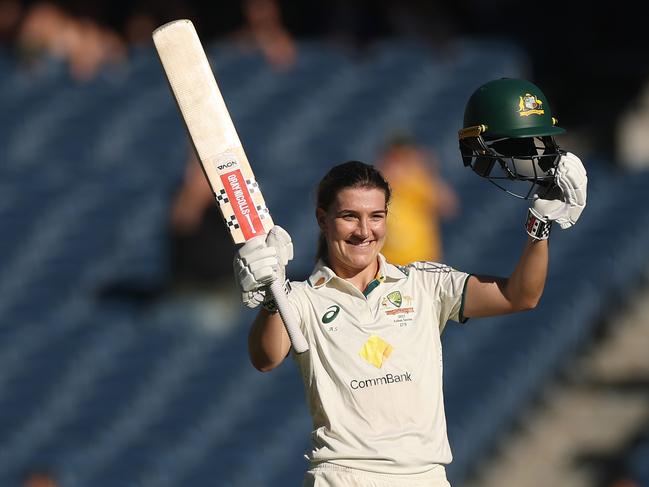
[356,217,370,239]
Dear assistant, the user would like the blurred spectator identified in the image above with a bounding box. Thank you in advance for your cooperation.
[123,8,157,47]
[66,16,125,81]
[616,78,649,169]
[600,463,643,487]
[15,0,126,82]
[122,0,196,47]
[15,1,68,67]
[168,149,234,292]
[0,0,22,45]
[97,149,235,305]
[607,478,640,487]
[22,469,59,487]
[383,0,460,49]
[377,133,459,265]
[164,148,242,333]
[231,0,296,69]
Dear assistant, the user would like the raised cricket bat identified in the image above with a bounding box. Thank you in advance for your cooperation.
[153,19,308,353]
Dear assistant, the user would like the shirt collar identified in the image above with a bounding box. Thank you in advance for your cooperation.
[307,260,337,288]
[307,254,407,289]
[380,254,410,281]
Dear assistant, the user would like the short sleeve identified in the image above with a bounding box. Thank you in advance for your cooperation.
[438,270,471,325]
[411,262,471,330]
[286,281,311,343]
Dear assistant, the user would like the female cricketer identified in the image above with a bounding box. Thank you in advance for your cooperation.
[234,79,588,486]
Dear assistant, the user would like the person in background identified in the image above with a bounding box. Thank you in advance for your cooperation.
[0,0,22,45]
[232,0,296,69]
[15,0,125,81]
[22,469,59,487]
[377,134,459,265]
[168,149,234,292]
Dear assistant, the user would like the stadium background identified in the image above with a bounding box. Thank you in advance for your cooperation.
[1,0,649,486]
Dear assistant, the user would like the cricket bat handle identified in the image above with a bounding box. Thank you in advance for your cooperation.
[269,279,309,353]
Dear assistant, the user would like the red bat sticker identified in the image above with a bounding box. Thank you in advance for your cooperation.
[221,169,264,239]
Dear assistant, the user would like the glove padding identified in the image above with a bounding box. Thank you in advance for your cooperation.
[531,152,587,230]
[233,226,293,309]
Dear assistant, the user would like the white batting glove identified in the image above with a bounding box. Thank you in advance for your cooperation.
[233,226,293,309]
[525,152,588,240]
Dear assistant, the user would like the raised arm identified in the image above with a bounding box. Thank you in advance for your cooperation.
[463,238,548,317]
[248,309,291,372]
[463,152,587,319]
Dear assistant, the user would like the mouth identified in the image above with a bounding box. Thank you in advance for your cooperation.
[346,239,374,249]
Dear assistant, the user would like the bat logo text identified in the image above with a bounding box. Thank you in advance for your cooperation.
[228,174,250,216]
[218,161,238,171]
[220,169,264,240]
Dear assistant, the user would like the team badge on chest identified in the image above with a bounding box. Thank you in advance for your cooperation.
[380,291,415,326]
[386,291,402,307]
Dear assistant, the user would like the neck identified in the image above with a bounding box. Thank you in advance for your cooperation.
[329,256,380,293]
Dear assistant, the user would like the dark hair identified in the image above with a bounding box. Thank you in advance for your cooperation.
[315,160,391,261]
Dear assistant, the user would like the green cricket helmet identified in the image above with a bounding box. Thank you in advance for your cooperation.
[458,78,565,199]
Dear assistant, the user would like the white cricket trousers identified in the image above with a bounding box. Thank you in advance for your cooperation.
[303,463,452,487]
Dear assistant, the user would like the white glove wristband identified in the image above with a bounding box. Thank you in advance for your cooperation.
[261,279,292,313]
[525,207,552,240]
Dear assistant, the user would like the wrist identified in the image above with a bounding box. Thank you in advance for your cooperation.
[525,207,552,241]
[261,279,291,313]
[262,295,278,313]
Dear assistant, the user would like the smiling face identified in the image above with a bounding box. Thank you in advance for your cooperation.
[317,186,387,279]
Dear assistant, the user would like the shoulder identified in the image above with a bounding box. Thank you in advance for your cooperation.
[287,278,323,305]
[287,279,310,298]
[288,279,309,290]
[396,261,469,297]
[397,261,456,276]
[285,280,314,323]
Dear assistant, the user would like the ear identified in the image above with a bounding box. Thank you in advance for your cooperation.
[316,208,327,231]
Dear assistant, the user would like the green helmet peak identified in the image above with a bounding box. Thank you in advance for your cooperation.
[461,78,565,139]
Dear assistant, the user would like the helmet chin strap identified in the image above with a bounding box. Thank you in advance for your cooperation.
[486,178,543,200]
[486,178,554,200]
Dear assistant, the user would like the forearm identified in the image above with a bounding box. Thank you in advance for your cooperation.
[503,237,549,309]
[248,309,291,372]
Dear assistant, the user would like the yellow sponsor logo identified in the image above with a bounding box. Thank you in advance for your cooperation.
[359,335,393,368]
[518,93,545,117]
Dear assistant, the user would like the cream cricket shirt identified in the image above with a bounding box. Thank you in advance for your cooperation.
[289,254,470,474]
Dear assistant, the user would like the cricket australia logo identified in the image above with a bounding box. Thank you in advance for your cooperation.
[381,290,415,327]
[518,93,544,117]
[387,291,402,307]
[381,291,414,316]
